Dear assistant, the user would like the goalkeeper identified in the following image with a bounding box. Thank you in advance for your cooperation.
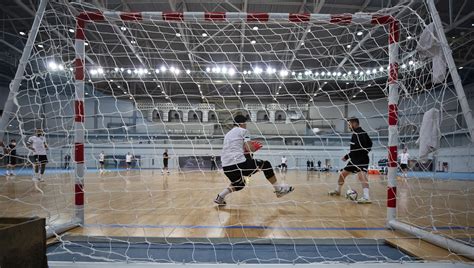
[214,115,294,206]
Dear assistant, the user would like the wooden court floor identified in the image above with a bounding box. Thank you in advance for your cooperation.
[1,169,472,242]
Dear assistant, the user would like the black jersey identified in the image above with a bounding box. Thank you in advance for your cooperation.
[345,127,372,165]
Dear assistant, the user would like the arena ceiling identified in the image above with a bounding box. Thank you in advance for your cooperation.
[0,0,472,102]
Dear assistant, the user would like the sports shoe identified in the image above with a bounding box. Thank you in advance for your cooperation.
[214,194,226,206]
[356,197,372,204]
[32,177,39,182]
[328,190,341,196]
[275,184,294,198]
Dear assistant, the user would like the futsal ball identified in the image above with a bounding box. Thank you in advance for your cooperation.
[345,189,358,201]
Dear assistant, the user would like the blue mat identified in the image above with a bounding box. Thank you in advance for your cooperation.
[47,241,414,263]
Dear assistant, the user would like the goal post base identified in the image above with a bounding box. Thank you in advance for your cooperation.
[388,220,474,260]
[46,219,82,239]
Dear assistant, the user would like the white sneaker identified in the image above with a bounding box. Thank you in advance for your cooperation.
[275,184,294,198]
[356,197,372,204]
[32,177,39,182]
[213,194,226,206]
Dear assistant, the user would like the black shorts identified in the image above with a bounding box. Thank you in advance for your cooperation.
[163,159,168,168]
[126,161,132,166]
[223,158,274,184]
[400,163,408,170]
[34,155,48,164]
[343,163,368,173]
[99,161,105,165]
[281,163,287,168]
[6,155,17,165]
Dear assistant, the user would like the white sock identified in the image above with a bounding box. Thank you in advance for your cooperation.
[337,185,343,193]
[219,188,231,198]
[363,188,370,199]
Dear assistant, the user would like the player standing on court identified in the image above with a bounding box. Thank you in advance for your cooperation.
[214,115,294,206]
[328,117,373,204]
[125,152,133,170]
[162,149,169,174]
[27,129,48,182]
[399,148,410,178]
[5,139,17,176]
[280,156,288,172]
[99,151,105,173]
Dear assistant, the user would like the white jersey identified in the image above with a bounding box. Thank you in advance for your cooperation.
[99,153,105,162]
[281,157,287,164]
[400,152,410,164]
[28,136,47,155]
[126,154,133,163]
[221,126,250,167]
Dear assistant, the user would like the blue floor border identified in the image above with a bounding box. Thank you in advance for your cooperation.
[2,168,474,180]
[84,223,473,232]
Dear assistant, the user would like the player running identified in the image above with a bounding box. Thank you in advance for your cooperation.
[214,115,294,206]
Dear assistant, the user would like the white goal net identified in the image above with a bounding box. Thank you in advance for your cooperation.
[0,0,472,264]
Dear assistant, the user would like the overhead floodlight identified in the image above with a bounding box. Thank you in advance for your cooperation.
[68,29,75,33]
[346,44,351,48]
[407,36,412,40]
[202,33,208,37]
[348,71,352,75]
[321,71,325,76]
[19,31,26,36]
[243,70,248,74]
[372,68,377,73]
[401,64,407,69]
[357,31,363,36]
[160,66,167,72]
[176,33,181,37]
[221,67,228,74]
[120,26,126,31]
[84,42,89,46]
[408,60,414,65]
[254,67,263,74]
[228,68,236,76]
[155,69,160,73]
[250,40,256,44]
[252,26,258,30]
[126,69,132,74]
[130,40,136,44]
[337,72,342,76]
[379,67,384,72]
[279,70,289,77]
[48,61,58,70]
[90,69,98,75]
[38,44,44,48]
[291,71,296,76]
[365,70,371,74]
[97,68,103,74]
[332,72,337,76]
[186,69,191,74]
[354,70,359,74]
[114,67,119,72]
[206,67,211,72]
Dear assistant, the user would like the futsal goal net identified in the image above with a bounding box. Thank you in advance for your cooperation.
[0,0,473,263]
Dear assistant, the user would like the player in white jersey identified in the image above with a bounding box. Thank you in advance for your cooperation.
[99,151,105,173]
[399,148,410,178]
[280,156,288,172]
[27,129,48,182]
[214,115,294,206]
[125,152,133,170]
